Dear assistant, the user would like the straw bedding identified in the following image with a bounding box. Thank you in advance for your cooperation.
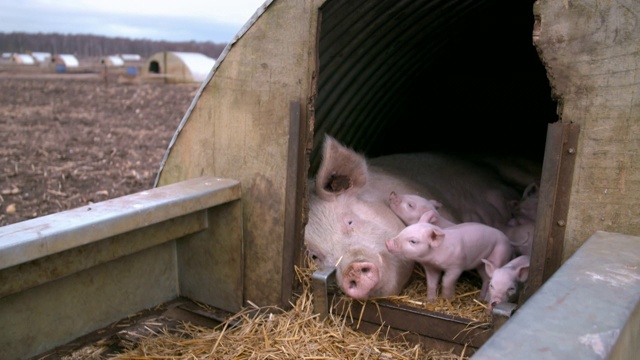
[388,266,491,323]
[62,260,488,359]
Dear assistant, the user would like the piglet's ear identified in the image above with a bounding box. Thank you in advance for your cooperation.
[481,258,496,277]
[314,135,368,201]
[419,210,437,224]
[429,228,446,247]
[517,265,530,282]
[522,182,539,199]
[430,199,443,209]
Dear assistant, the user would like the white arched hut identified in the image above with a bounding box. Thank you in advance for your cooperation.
[1,0,638,358]
[51,54,79,67]
[11,53,36,65]
[144,51,215,83]
[51,54,79,72]
[30,52,52,64]
[154,0,640,355]
[100,55,124,67]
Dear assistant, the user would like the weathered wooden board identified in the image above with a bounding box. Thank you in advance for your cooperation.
[534,0,640,259]
[156,0,319,307]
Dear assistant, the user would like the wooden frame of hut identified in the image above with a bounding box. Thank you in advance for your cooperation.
[1,0,639,358]
[155,0,640,350]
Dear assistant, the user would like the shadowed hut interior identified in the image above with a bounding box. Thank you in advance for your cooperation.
[311,0,556,173]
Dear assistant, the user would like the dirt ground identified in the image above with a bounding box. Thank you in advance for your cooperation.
[0,73,200,226]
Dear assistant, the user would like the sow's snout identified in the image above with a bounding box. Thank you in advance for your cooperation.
[341,262,380,300]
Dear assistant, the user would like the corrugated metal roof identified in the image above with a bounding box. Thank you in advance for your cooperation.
[31,52,51,63]
[119,54,141,61]
[12,54,35,64]
[311,0,555,173]
[103,55,124,66]
[171,52,216,82]
[55,54,79,67]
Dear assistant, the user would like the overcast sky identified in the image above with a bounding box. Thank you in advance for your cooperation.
[0,0,267,43]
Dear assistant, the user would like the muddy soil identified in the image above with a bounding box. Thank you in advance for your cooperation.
[0,73,200,226]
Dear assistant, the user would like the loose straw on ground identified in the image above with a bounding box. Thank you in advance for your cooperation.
[386,266,492,323]
[64,260,482,359]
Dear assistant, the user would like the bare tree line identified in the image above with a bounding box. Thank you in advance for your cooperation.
[0,32,227,58]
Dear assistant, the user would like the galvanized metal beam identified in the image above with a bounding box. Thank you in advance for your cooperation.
[0,176,241,270]
[473,231,640,359]
[311,266,337,319]
[0,176,243,360]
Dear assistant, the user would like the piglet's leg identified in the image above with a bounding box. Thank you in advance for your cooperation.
[441,269,464,299]
[423,266,442,301]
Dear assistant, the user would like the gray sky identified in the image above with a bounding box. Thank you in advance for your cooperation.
[0,0,266,43]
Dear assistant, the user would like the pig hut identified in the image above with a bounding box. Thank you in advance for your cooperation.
[143,51,216,83]
[10,53,36,65]
[155,0,639,355]
[1,0,639,359]
[51,53,80,72]
[30,51,52,64]
[100,55,125,67]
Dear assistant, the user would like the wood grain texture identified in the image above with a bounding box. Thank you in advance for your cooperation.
[534,0,640,260]
[158,0,320,307]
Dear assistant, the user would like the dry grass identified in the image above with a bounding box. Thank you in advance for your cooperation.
[386,266,491,324]
[61,261,488,359]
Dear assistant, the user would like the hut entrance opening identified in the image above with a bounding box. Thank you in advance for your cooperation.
[149,61,160,74]
[312,0,556,165]
[312,0,560,310]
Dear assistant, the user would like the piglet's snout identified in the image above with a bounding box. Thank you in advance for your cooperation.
[342,262,380,300]
[487,297,506,312]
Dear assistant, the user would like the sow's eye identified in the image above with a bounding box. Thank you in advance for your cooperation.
[341,214,357,233]
[306,249,323,264]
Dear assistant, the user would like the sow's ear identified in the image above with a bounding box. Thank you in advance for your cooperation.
[314,135,368,201]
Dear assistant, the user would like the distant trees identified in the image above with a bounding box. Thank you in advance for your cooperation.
[0,32,226,58]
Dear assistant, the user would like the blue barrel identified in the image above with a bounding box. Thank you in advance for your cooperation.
[55,64,65,73]
[126,67,138,75]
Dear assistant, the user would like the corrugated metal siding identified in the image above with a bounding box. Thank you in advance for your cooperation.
[311,0,556,174]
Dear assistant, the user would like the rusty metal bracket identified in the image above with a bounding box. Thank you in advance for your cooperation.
[311,266,337,319]
[523,121,580,302]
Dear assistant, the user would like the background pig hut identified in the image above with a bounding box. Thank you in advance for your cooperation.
[111,0,640,357]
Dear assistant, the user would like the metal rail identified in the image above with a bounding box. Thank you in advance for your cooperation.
[0,176,243,360]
